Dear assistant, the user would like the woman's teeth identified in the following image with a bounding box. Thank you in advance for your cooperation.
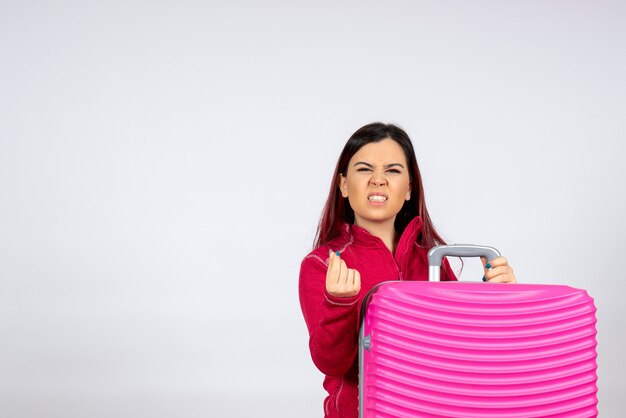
[368,195,387,202]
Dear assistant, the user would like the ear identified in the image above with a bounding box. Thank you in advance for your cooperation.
[406,184,412,201]
[339,174,348,198]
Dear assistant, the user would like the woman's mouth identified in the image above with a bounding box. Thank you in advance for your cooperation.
[368,193,388,206]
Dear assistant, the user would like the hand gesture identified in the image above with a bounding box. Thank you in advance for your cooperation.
[326,251,362,297]
[481,256,517,283]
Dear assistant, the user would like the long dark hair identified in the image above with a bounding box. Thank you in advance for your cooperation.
[314,122,448,250]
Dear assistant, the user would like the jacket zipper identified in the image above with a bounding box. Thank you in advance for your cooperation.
[396,235,412,281]
[386,247,402,281]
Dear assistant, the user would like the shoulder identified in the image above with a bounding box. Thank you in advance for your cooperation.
[301,246,331,269]
[303,225,353,264]
[300,230,353,271]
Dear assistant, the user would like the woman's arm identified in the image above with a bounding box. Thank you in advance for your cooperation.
[298,252,362,377]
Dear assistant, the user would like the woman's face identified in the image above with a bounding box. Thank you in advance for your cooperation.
[339,138,411,228]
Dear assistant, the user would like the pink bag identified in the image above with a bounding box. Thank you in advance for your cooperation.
[359,245,598,418]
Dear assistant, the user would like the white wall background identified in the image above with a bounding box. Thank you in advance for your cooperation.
[1,1,624,417]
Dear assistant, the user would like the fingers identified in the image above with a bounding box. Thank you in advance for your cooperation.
[482,256,507,273]
[487,257,509,269]
[484,266,514,283]
[338,258,348,285]
[325,250,362,297]
[326,251,340,284]
[483,256,517,284]
[346,268,354,287]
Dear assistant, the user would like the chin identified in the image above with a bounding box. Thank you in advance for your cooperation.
[355,213,397,224]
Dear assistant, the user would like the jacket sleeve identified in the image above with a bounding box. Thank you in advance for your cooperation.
[298,253,361,377]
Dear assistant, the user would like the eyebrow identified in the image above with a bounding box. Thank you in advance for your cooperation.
[354,161,405,169]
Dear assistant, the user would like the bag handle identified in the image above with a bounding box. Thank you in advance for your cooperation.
[427,244,501,282]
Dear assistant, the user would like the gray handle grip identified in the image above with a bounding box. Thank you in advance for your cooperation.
[427,244,501,282]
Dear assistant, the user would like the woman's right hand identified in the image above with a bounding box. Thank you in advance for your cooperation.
[326,250,361,297]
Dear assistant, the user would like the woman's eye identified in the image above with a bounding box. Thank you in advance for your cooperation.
[357,168,372,172]
[387,169,401,174]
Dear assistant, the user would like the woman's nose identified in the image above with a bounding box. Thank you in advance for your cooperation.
[369,172,387,186]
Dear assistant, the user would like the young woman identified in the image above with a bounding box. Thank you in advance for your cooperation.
[298,122,517,418]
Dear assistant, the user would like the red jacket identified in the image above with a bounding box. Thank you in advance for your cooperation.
[299,216,457,418]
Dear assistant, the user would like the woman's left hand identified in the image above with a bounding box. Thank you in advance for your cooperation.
[480,256,517,284]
